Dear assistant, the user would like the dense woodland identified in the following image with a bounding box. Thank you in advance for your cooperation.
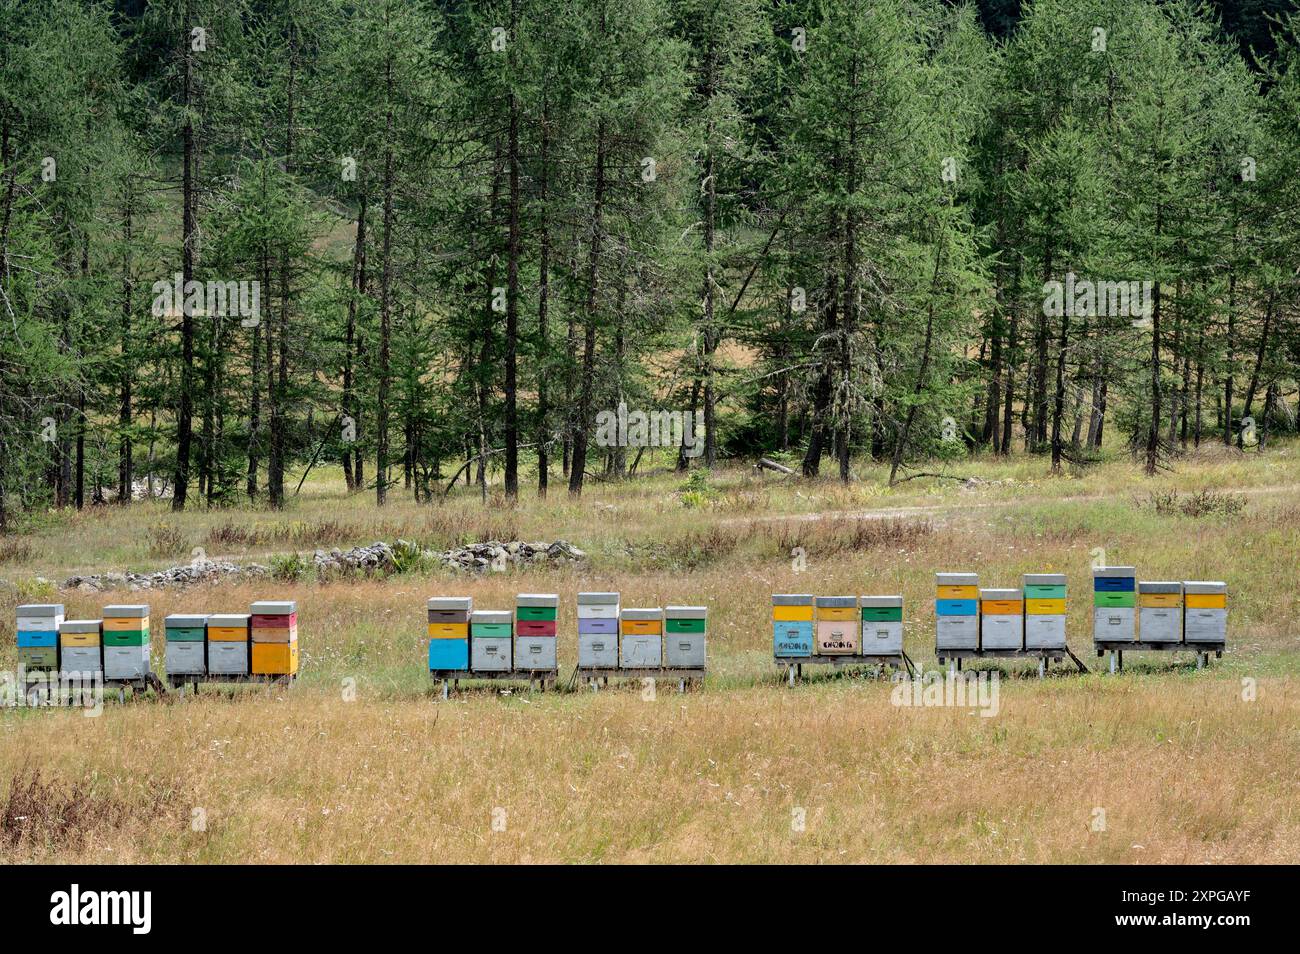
[2,0,1299,526]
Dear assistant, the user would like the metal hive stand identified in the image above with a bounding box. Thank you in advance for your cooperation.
[1094,641,1223,673]
[935,645,1089,677]
[166,672,298,696]
[573,666,705,694]
[20,670,167,705]
[430,668,559,699]
[777,652,915,686]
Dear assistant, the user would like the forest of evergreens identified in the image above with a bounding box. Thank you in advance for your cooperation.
[2,0,1298,526]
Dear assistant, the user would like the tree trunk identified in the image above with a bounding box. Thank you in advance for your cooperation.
[568,119,607,497]
[173,0,197,512]
[536,96,551,498]
[503,0,521,497]
[118,192,134,503]
[343,193,367,492]
[375,49,395,506]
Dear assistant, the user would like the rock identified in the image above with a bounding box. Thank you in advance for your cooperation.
[59,538,584,591]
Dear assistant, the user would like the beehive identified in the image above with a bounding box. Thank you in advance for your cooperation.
[980,588,1024,650]
[427,596,471,671]
[470,610,513,671]
[772,594,814,657]
[58,620,103,677]
[815,596,860,654]
[514,593,558,671]
[249,600,298,675]
[1137,581,1182,643]
[1092,566,1136,643]
[102,604,151,681]
[16,603,63,671]
[1023,573,1067,649]
[577,592,620,668]
[207,613,251,675]
[1182,581,1227,644]
[935,573,979,650]
[859,596,903,655]
[664,605,707,668]
[165,613,209,676]
[619,608,663,668]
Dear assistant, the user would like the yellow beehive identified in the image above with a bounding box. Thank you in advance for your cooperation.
[428,621,469,639]
[252,641,298,675]
[1025,598,1066,615]
[816,605,857,622]
[772,604,814,622]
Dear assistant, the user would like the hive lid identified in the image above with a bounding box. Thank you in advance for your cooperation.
[980,589,1021,600]
[207,613,251,627]
[815,595,857,608]
[102,604,149,618]
[59,619,102,633]
[771,594,814,606]
[859,595,903,607]
[515,593,560,607]
[621,607,664,620]
[165,614,210,628]
[665,605,707,619]
[935,573,978,586]
[1023,573,1066,586]
[1138,581,1182,594]
[17,604,65,617]
[1092,566,1135,577]
[250,600,297,615]
[427,596,473,611]
[1183,581,1227,594]
[471,610,512,625]
[577,591,620,604]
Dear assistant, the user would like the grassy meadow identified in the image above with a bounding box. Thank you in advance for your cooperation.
[2,443,1299,863]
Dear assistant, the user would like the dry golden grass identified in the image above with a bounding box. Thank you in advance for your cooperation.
[2,677,1296,863]
[1,444,1298,863]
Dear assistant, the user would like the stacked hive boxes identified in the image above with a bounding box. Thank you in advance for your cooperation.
[980,587,1024,650]
[207,613,251,675]
[165,613,208,677]
[1024,574,1067,649]
[102,604,150,681]
[428,597,471,671]
[664,606,707,668]
[59,618,103,677]
[772,594,814,657]
[815,596,859,655]
[1137,582,1182,643]
[860,596,903,655]
[470,610,512,671]
[16,604,63,672]
[515,593,559,671]
[1183,581,1227,645]
[1092,566,1136,643]
[935,573,979,651]
[251,601,298,675]
[619,607,663,668]
[577,592,620,668]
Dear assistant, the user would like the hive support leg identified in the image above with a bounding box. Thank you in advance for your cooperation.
[441,680,449,701]
[787,665,795,688]
[679,679,685,694]
[948,658,957,678]
[1197,652,1205,671]
[1038,657,1046,680]
[1108,652,1116,674]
